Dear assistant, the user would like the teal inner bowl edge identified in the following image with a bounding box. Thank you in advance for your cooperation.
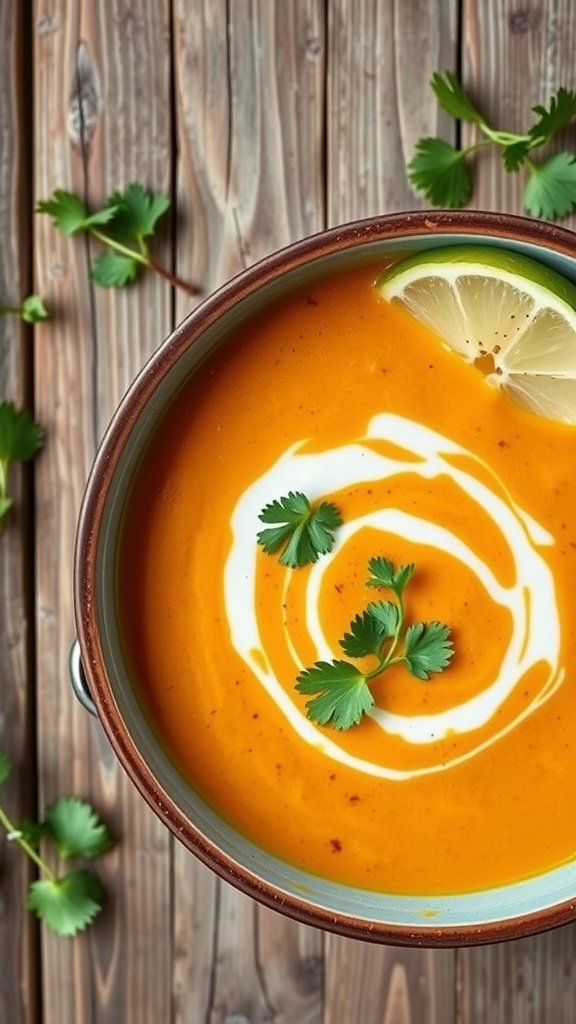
[95,229,576,931]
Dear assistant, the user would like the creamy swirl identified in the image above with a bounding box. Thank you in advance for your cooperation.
[224,414,563,780]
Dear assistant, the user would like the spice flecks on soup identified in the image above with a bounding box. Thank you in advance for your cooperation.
[118,263,576,894]
[225,413,562,778]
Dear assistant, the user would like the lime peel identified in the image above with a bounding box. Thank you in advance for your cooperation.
[377,245,576,424]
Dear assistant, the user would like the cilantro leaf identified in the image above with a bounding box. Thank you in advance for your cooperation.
[403,622,454,680]
[366,557,414,597]
[27,869,105,936]
[90,251,139,288]
[21,295,49,324]
[0,402,43,463]
[365,600,400,636]
[430,71,486,126]
[0,400,43,506]
[528,88,576,147]
[36,192,88,234]
[105,183,170,245]
[408,138,472,208]
[340,611,390,658]
[411,76,576,221]
[0,749,10,784]
[293,555,455,730]
[523,152,576,219]
[0,763,111,938]
[38,185,197,294]
[43,797,112,860]
[502,140,531,172]
[295,661,373,730]
[257,491,342,567]
[12,819,43,849]
[36,191,117,235]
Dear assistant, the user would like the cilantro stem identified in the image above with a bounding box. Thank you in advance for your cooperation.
[146,255,200,296]
[90,229,199,296]
[0,803,56,881]
[0,458,8,500]
[89,228,149,267]
[365,654,395,680]
[410,77,576,218]
[480,126,532,146]
[0,305,24,317]
[462,139,494,155]
[364,591,405,681]
[384,591,404,662]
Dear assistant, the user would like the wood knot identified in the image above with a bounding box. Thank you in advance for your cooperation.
[37,14,60,35]
[509,9,541,33]
[293,955,323,993]
[68,41,101,152]
[305,36,322,58]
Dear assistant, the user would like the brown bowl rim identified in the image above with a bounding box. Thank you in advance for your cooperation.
[75,208,576,947]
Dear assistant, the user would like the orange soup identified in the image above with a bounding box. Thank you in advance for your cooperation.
[118,262,576,895]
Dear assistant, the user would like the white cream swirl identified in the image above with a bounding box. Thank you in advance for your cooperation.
[224,414,563,780]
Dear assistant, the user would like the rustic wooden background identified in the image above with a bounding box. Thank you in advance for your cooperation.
[1,0,576,1021]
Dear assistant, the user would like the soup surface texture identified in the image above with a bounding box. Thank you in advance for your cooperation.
[118,262,576,895]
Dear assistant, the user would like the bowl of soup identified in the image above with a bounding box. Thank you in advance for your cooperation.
[74,209,576,946]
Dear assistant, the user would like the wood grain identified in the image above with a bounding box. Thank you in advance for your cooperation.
[34,1,173,1022]
[456,926,576,1024]
[0,2,39,1022]
[463,0,576,219]
[172,2,325,1021]
[326,0,459,224]
[324,943,456,1024]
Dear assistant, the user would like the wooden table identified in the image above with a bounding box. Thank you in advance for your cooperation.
[2,1,576,1020]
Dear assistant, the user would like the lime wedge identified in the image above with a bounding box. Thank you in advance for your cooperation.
[377,245,576,424]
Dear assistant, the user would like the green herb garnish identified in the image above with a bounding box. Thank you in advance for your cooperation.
[43,797,112,860]
[257,491,343,567]
[0,294,49,324]
[409,73,576,219]
[0,751,112,936]
[37,183,198,295]
[296,557,454,730]
[0,401,43,525]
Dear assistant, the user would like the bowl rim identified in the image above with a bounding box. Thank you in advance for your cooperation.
[74,208,576,947]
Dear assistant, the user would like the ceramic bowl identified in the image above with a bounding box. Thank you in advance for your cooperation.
[74,209,576,946]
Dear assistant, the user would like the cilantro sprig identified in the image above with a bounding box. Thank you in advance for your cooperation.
[0,401,43,526]
[257,491,343,568]
[0,751,112,936]
[0,295,49,324]
[409,73,576,219]
[296,557,454,730]
[37,183,198,295]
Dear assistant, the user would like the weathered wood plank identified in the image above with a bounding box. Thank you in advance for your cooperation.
[456,926,576,1024]
[0,3,39,1022]
[464,0,576,214]
[327,0,459,224]
[324,1,458,1019]
[255,910,325,1024]
[172,2,326,1021]
[463,0,576,222]
[34,1,173,1021]
[457,1,576,1018]
[324,944,456,1024]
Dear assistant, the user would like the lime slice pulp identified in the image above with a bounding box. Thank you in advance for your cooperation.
[377,245,576,424]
